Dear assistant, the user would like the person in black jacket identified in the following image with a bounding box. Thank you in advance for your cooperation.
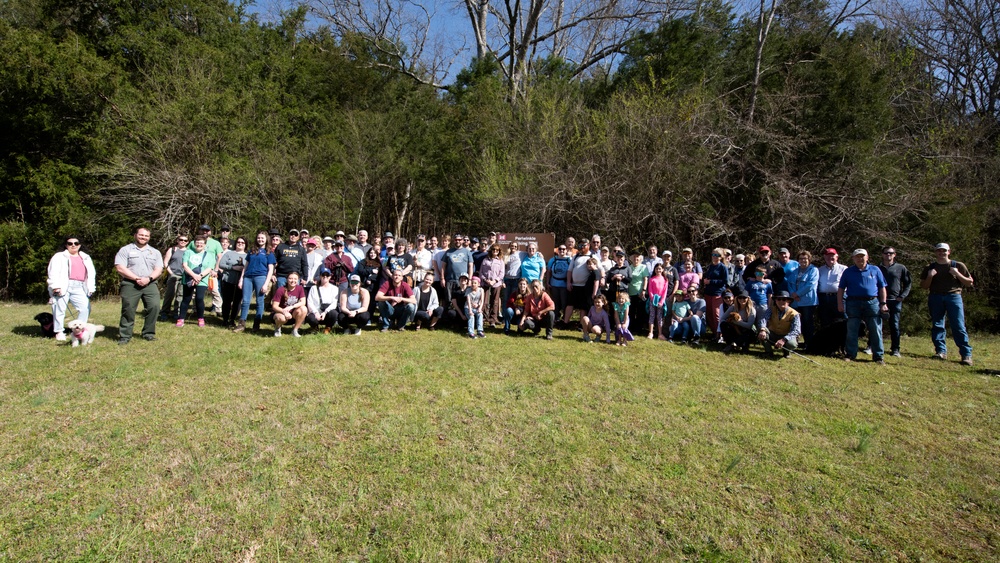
[273,230,307,288]
[742,245,784,288]
[878,246,912,358]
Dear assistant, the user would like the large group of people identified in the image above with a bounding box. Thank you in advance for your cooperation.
[45,226,976,366]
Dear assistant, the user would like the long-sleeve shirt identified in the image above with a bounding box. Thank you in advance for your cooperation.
[702,263,729,296]
[878,262,912,301]
[722,304,756,330]
[756,306,801,340]
[307,283,340,315]
[817,263,847,294]
[479,257,505,288]
[788,264,818,307]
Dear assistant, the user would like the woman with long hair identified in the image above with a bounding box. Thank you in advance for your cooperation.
[234,230,275,333]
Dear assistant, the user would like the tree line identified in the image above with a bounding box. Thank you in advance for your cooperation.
[0,0,997,329]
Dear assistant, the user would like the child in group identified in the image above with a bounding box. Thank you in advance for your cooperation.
[613,291,633,346]
[465,275,486,339]
[669,289,692,341]
[581,294,612,343]
[745,264,772,310]
[646,263,670,340]
[677,260,700,293]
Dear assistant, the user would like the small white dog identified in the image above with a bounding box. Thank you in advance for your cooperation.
[66,320,105,347]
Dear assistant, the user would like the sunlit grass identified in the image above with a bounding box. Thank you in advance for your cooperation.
[1,299,998,560]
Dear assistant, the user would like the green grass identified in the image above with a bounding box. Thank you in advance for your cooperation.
[1,300,999,560]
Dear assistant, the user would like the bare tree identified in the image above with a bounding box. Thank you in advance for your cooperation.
[309,0,687,98]
[877,0,1000,119]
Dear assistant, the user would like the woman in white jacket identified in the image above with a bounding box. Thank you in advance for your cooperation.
[47,236,97,341]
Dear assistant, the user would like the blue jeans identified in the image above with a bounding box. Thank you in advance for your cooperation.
[671,316,702,340]
[928,293,972,358]
[240,275,268,321]
[467,310,483,335]
[275,275,288,289]
[378,301,415,329]
[845,298,883,360]
[885,300,902,353]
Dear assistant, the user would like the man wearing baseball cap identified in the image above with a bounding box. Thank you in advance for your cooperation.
[920,243,974,365]
[838,248,888,364]
[742,245,783,288]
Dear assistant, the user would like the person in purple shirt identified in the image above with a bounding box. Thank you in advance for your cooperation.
[581,294,612,343]
[837,249,888,364]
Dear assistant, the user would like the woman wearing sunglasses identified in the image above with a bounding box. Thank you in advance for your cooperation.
[160,234,190,320]
[46,236,96,341]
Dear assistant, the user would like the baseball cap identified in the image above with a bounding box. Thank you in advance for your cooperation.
[333,240,344,246]
[288,228,299,235]
[852,248,868,257]
[383,231,394,238]
[681,247,693,253]
[778,247,790,254]
[199,224,212,231]
[220,224,231,231]
[663,250,672,257]
[935,243,950,251]
[459,273,470,280]
[615,250,626,257]
[349,274,361,283]
[759,245,771,252]
[300,228,310,235]
[306,237,319,246]
[319,267,332,276]
[823,247,838,255]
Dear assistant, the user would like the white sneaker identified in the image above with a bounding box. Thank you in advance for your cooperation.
[55,332,66,341]
[274,328,282,337]
[291,329,301,338]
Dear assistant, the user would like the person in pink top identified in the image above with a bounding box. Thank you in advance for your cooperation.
[646,263,670,339]
[677,260,700,293]
[581,294,612,343]
[47,236,97,341]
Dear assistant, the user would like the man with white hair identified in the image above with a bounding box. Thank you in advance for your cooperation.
[357,230,372,255]
[920,243,973,365]
[837,249,888,364]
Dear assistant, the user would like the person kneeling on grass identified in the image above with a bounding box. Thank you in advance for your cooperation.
[519,280,555,339]
[581,294,612,344]
[446,274,470,329]
[612,291,634,346]
[338,274,371,335]
[755,290,801,358]
[306,267,340,334]
[273,272,307,337]
[376,269,417,332]
[721,290,757,353]
[413,272,443,330]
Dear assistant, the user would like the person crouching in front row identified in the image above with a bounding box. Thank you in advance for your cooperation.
[756,290,800,358]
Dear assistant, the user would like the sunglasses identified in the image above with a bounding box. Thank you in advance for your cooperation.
[178,239,188,242]
[66,241,80,246]
[712,253,721,257]
[350,280,360,284]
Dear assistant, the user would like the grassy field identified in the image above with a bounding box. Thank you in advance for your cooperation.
[1,299,998,561]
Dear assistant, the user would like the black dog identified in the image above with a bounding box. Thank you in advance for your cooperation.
[34,312,56,338]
